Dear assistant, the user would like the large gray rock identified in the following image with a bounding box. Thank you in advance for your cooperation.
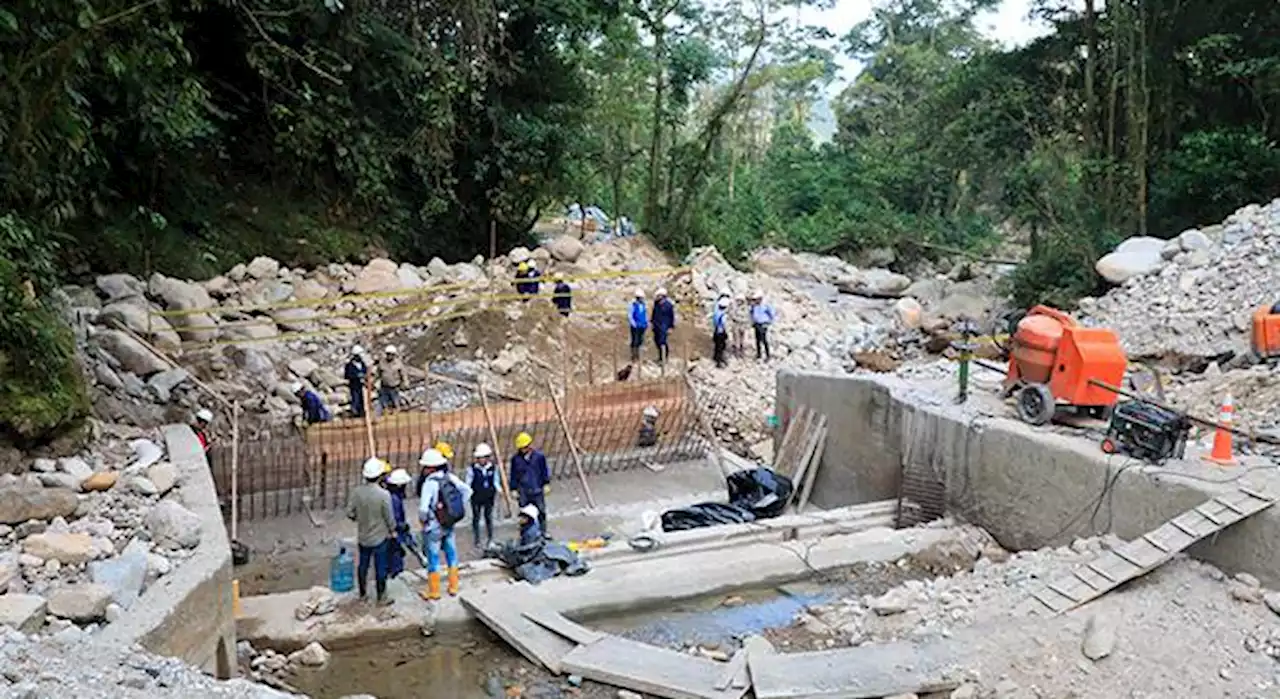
[146,462,178,496]
[230,347,278,382]
[288,358,320,378]
[150,274,219,342]
[0,487,79,525]
[203,275,234,298]
[246,256,281,280]
[98,302,182,352]
[48,583,113,622]
[37,472,82,491]
[1095,236,1166,284]
[269,307,319,332]
[1081,612,1117,660]
[426,257,450,278]
[222,318,280,342]
[89,539,148,609]
[396,264,425,289]
[145,500,201,549]
[354,258,401,294]
[294,279,330,301]
[147,368,190,403]
[23,532,94,564]
[0,594,47,632]
[93,363,125,391]
[95,274,145,301]
[546,235,585,263]
[94,330,168,376]
[57,458,93,483]
[1179,228,1213,252]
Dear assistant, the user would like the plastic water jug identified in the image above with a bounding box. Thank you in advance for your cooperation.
[329,543,354,593]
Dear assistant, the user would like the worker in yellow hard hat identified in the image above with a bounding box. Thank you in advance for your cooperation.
[434,441,454,462]
[509,432,550,534]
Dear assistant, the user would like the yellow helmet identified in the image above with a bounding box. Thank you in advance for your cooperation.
[381,459,393,475]
[433,441,454,461]
[515,432,533,449]
[517,262,529,273]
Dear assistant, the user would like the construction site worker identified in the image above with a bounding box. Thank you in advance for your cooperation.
[415,440,455,497]
[518,504,542,547]
[712,296,730,368]
[378,345,405,412]
[193,409,214,451]
[344,345,370,418]
[729,294,749,359]
[346,458,396,606]
[628,289,648,363]
[749,291,776,361]
[652,287,676,364]
[637,406,659,447]
[385,467,415,579]
[510,432,550,533]
[552,274,572,318]
[293,382,332,425]
[417,448,472,600]
[468,443,499,548]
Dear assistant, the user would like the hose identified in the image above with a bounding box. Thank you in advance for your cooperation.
[627,533,661,552]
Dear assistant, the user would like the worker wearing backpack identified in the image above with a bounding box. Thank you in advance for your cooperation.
[416,448,472,600]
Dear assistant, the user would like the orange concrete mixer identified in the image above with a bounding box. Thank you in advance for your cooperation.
[1003,305,1128,425]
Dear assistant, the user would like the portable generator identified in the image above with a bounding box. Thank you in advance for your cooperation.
[1100,400,1191,464]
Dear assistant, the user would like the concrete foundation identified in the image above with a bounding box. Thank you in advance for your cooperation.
[777,370,1280,585]
[97,425,237,677]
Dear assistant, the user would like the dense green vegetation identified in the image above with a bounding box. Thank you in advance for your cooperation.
[2,0,1280,440]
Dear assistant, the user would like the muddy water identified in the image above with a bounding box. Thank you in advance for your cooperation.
[286,562,926,699]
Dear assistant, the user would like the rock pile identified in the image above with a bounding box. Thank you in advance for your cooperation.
[0,434,197,635]
[1081,198,1280,360]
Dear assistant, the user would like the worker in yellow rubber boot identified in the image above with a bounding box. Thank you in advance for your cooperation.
[416,448,471,600]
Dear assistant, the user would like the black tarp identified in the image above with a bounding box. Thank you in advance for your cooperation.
[659,468,794,532]
[491,539,590,584]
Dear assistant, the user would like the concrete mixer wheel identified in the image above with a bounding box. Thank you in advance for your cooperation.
[1016,383,1055,426]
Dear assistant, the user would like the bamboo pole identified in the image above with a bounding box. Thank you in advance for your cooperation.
[424,369,435,449]
[230,400,240,541]
[361,383,376,458]
[478,380,515,518]
[546,379,596,508]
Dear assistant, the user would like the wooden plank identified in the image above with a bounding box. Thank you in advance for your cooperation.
[796,424,829,513]
[1194,506,1225,526]
[522,609,605,646]
[560,635,747,699]
[1168,517,1199,537]
[774,407,813,476]
[460,589,575,673]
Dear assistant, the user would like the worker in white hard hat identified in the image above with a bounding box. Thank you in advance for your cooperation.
[344,345,370,418]
[467,443,499,549]
[651,286,676,365]
[638,406,660,447]
[378,345,405,413]
[748,290,776,361]
[384,468,415,579]
[517,503,543,547]
[417,448,472,600]
[346,457,397,606]
[293,381,332,425]
[628,288,648,363]
[193,409,214,451]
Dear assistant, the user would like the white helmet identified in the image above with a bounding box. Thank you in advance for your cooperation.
[362,458,384,479]
[656,287,668,297]
[387,468,413,486]
[749,290,764,300]
[290,381,305,394]
[195,409,214,423]
[716,297,730,308]
[520,504,540,520]
[352,345,365,356]
[385,345,398,355]
[419,448,447,468]
[642,406,659,419]
[634,288,645,298]
[527,259,537,269]
[473,443,493,458]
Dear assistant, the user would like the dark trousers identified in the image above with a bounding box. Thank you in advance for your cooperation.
[653,327,670,363]
[754,324,771,360]
[348,382,366,418]
[713,331,728,367]
[378,387,400,411]
[471,499,495,546]
[518,491,548,533]
[629,327,645,361]
[387,528,413,578]
[357,538,391,598]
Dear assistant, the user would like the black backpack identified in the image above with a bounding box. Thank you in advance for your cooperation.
[434,477,467,527]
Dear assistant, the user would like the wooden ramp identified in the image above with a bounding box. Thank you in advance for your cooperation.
[1019,487,1274,617]
[559,634,749,699]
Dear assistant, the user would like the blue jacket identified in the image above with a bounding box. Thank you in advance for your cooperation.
[629,300,648,329]
[344,357,367,386]
[750,303,776,326]
[652,298,675,331]
[509,449,550,496]
[300,390,331,424]
[517,269,542,295]
[519,518,543,547]
[712,307,727,334]
[553,282,572,311]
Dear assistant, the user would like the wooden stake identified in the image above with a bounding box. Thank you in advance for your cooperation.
[362,383,376,458]
[478,380,515,518]
[230,400,240,542]
[424,368,435,450]
[547,379,596,508]
[682,373,725,476]
[796,426,828,513]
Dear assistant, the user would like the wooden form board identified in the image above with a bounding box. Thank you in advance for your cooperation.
[559,634,749,699]
[1019,487,1275,617]
[459,587,575,673]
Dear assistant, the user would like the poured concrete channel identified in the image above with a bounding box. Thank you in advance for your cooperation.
[777,370,1280,585]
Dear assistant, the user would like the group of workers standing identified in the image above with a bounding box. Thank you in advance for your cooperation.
[514,259,574,318]
[344,431,552,605]
[627,287,677,364]
[711,290,776,369]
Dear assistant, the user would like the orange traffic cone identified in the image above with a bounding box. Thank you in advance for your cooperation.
[1204,394,1237,466]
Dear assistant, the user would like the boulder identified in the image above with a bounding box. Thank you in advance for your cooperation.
[452,263,486,284]
[289,641,331,668]
[121,372,147,398]
[0,487,79,525]
[1178,228,1213,252]
[294,279,330,301]
[861,269,912,296]
[1095,236,1166,284]
[246,256,281,280]
[23,532,94,564]
[397,263,426,289]
[130,439,165,469]
[230,347,278,382]
[147,368,190,403]
[37,473,81,491]
[269,307,319,332]
[147,462,178,496]
[89,539,148,609]
[223,319,280,342]
[95,274,145,301]
[145,500,202,549]
[0,594,47,633]
[1081,612,1117,661]
[94,330,169,376]
[98,302,182,352]
[288,358,320,379]
[509,247,532,264]
[547,235,585,263]
[57,458,93,483]
[354,258,401,294]
[81,472,119,492]
[203,276,235,298]
[227,263,249,282]
[93,364,125,391]
[894,298,924,329]
[426,257,450,279]
[130,476,159,497]
[48,583,114,623]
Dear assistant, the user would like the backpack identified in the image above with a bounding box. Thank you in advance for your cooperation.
[434,476,467,527]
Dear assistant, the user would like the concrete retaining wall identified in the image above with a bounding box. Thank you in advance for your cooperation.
[98,424,236,677]
[777,370,1280,586]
